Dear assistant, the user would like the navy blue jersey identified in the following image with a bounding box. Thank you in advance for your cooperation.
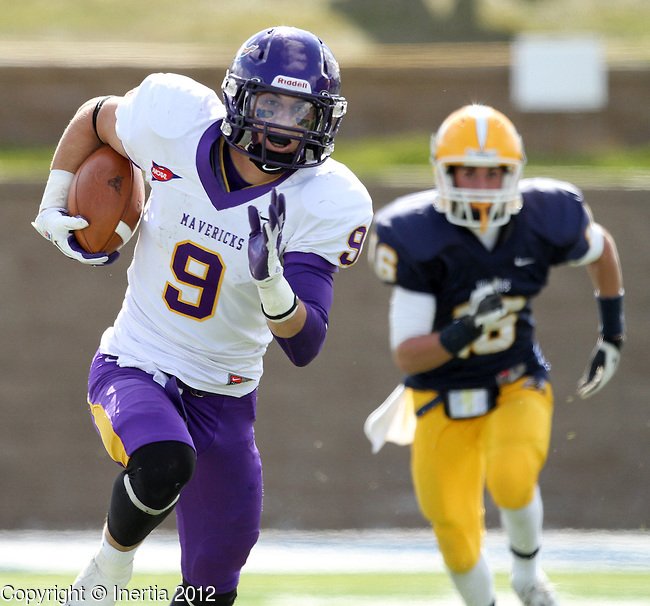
[373,177,593,391]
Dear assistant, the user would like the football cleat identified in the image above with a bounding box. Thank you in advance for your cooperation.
[512,571,559,606]
[64,556,132,606]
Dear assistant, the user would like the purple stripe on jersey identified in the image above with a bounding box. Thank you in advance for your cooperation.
[196,121,293,210]
[274,252,336,366]
[284,250,339,274]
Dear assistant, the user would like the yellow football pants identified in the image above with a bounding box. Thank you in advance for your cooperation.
[409,377,553,573]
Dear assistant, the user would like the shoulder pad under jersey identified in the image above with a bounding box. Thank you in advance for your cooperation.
[374,189,455,263]
[519,177,590,247]
[290,158,371,217]
[130,72,225,139]
[280,158,373,268]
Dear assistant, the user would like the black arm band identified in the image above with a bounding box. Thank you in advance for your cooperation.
[439,316,482,356]
[261,295,298,322]
[92,96,113,144]
[597,294,625,341]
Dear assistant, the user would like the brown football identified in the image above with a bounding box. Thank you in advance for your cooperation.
[68,146,145,254]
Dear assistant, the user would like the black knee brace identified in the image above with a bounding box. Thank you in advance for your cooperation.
[108,441,196,547]
[170,582,237,605]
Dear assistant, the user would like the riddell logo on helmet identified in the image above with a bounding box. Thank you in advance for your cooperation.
[272,75,312,93]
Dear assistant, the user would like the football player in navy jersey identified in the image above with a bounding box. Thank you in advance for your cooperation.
[32,27,372,606]
[366,104,624,606]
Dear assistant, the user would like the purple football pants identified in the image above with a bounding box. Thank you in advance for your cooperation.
[87,352,262,593]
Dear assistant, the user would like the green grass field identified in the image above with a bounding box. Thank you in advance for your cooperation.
[4,0,650,49]
[1,571,648,605]
[3,0,650,186]
[2,140,650,188]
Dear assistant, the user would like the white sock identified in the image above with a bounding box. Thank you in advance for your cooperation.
[448,553,495,606]
[94,532,136,580]
[499,485,543,584]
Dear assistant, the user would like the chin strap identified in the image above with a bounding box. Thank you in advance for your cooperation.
[246,142,297,173]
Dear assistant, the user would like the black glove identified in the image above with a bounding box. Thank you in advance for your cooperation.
[467,283,507,330]
[440,283,506,356]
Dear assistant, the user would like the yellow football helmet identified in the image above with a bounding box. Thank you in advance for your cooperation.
[430,104,526,232]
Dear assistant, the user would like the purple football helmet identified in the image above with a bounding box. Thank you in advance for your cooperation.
[221,26,347,171]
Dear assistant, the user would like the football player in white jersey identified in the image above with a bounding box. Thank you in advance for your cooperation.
[32,26,372,606]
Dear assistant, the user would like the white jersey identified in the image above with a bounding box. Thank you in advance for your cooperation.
[100,73,373,396]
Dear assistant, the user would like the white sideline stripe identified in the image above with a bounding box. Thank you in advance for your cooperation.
[0,529,647,575]
[265,598,649,606]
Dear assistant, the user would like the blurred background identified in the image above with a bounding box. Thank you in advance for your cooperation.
[0,0,648,535]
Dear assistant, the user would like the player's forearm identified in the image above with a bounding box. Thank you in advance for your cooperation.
[50,99,106,172]
[393,333,453,375]
[587,230,623,297]
[273,303,328,367]
[267,300,307,338]
[271,254,334,366]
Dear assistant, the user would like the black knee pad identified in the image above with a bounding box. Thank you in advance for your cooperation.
[170,583,237,605]
[107,441,196,547]
[126,440,196,510]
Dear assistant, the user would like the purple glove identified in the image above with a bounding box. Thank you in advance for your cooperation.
[247,189,298,322]
[247,189,286,282]
[66,235,120,266]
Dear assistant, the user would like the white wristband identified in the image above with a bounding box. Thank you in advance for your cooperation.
[39,169,75,213]
[256,274,298,322]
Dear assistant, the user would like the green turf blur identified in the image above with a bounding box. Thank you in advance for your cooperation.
[0,571,648,604]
